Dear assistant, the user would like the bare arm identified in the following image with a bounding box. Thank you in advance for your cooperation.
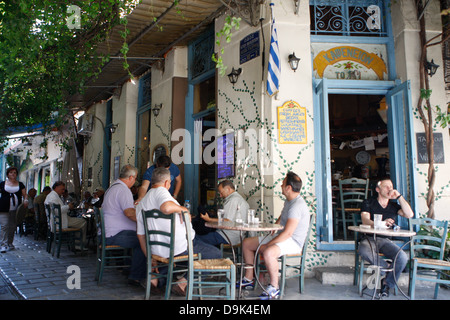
[173,175,182,199]
[124,207,136,222]
[136,180,150,204]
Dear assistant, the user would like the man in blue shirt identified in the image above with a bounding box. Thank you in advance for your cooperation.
[136,155,181,204]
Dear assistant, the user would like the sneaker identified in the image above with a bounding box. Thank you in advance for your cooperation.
[236,278,255,290]
[380,282,390,298]
[0,246,7,253]
[259,284,280,300]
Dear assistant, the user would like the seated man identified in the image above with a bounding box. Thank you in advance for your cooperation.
[102,165,147,286]
[44,181,87,249]
[358,177,414,298]
[197,179,249,247]
[240,171,310,299]
[136,167,221,296]
[34,186,52,238]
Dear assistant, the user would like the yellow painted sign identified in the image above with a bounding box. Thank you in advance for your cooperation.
[313,46,387,80]
[277,101,307,144]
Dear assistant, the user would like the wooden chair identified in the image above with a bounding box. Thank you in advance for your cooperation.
[33,203,44,240]
[94,208,132,284]
[44,204,53,253]
[141,209,192,300]
[51,204,82,258]
[255,213,315,297]
[409,217,450,300]
[182,211,236,300]
[337,178,369,240]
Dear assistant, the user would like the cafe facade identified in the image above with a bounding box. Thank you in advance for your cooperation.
[78,0,449,272]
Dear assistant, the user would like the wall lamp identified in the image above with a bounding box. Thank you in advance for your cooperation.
[227,67,242,85]
[109,124,118,134]
[288,52,301,71]
[425,59,439,77]
[293,0,300,14]
[152,103,163,117]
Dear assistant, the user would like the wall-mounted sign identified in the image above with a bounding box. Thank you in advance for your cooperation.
[240,31,260,64]
[416,132,445,164]
[312,44,387,80]
[277,101,307,144]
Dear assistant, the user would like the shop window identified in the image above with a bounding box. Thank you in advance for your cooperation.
[310,0,388,37]
[137,73,152,179]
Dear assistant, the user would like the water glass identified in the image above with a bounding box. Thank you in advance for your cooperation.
[217,209,225,224]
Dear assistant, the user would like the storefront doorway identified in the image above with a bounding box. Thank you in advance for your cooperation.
[329,93,389,240]
[313,79,418,250]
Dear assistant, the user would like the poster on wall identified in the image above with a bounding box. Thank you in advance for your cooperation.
[312,43,388,80]
[277,101,307,144]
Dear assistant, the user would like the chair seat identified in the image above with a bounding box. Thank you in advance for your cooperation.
[285,252,303,258]
[414,258,450,268]
[62,228,81,232]
[194,258,234,270]
[99,244,124,249]
[152,253,199,264]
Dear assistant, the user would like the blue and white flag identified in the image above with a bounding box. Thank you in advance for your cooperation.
[266,5,280,97]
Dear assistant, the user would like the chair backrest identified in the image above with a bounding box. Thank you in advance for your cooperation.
[142,209,176,260]
[44,204,52,231]
[52,204,62,233]
[339,178,369,221]
[182,211,195,264]
[301,213,315,255]
[94,208,105,247]
[409,217,448,261]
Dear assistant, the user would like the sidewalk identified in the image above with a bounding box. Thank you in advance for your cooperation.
[0,234,449,301]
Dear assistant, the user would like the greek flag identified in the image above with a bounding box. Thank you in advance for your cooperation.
[267,11,280,97]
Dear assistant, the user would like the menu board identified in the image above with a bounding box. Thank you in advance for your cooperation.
[416,132,445,164]
[277,101,307,144]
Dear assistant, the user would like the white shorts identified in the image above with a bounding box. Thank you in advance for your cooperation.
[258,234,302,257]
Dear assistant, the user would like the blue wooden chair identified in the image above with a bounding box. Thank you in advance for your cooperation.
[51,204,82,258]
[141,209,192,300]
[182,211,236,300]
[44,204,53,253]
[94,208,132,284]
[255,213,315,297]
[337,178,369,240]
[409,217,450,300]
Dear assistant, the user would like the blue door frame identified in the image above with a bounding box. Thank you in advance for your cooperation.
[313,78,418,251]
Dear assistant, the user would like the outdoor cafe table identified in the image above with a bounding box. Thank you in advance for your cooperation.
[205,220,284,299]
[348,225,416,299]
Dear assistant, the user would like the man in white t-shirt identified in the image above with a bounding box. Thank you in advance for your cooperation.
[136,167,221,295]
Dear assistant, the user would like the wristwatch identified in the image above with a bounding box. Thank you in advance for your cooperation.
[396,194,402,200]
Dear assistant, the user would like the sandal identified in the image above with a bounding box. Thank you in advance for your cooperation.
[171,284,186,296]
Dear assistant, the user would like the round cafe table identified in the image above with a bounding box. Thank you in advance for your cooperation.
[348,225,416,299]
[205,220,283,299]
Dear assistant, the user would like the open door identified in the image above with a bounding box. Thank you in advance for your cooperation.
[313,79,418,248]
[385,80,418,224]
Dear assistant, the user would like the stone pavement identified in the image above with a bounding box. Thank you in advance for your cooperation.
[1,234,449,302]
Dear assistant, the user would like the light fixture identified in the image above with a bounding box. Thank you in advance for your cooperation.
[152,103,163,117]
[425,59,439,77]
[227,67,242,85]
[288,52,301,71]
[109,124,118,134]
[293,0,300,14]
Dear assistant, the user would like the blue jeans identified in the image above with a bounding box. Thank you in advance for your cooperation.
[358,237,408,288]
[105,230,147,281]
[196,231,228,247]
